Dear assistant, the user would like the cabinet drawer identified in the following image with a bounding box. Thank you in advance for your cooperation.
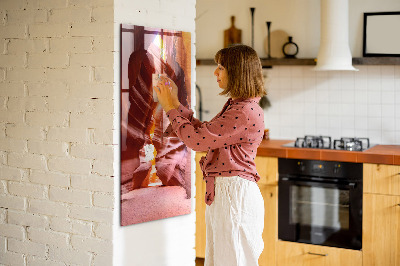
[364,164,400,196]
[277,241,362,266]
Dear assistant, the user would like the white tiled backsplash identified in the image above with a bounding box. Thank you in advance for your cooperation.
[196,65,400,145]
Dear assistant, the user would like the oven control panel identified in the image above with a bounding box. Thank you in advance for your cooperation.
[280,158,362,180]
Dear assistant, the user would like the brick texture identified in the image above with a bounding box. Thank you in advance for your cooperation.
[50,217,92,236]
[7,39,48,54]
[7,238,47,256]
[0,82,25,97]
[0,1,114,264]
[93,223,112,240]
[8,210,49,229]
[27,227,69,248]
[69,205,112,223]
[48,246,91,265]
[71,235,112,254]
[0,195,25,210]
[29,170,70,187]
[28,199,69,217]
[48,156,92,175]
[50,37,92,53]
[49,186,92,205]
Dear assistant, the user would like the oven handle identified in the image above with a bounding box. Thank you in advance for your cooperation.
[280,177,357,189]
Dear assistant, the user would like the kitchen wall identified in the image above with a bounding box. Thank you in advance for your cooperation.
[0,0,114,265]
[196,0,400,144]
[113,1,196,266]
[198,65,400,144]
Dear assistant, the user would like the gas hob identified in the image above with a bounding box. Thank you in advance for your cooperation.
[282,135,374,151]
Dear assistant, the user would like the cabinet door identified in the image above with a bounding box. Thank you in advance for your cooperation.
[255,156,278,186]
[363,193,400,266]
[195,152,207,258]
[277,241,362,266]
[259,185,278,266]
[364,164,400,196]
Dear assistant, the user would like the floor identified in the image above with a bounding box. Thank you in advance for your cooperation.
[195,257,205,266]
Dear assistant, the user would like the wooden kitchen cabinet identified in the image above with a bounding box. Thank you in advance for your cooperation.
[255,156,278,186]
[363,186,400,265]
[363,163,400,266]
[364,163,400,196]
[195,152,207,258]
[276,241,362,266]
[259,184,278,266]
[256,156,278,266]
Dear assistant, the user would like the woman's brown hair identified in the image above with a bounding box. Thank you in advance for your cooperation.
[214,44,266,99]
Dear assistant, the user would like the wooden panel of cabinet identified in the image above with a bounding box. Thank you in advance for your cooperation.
[276,241,362,266]
[255,156,278,186]
[259,185,278,266]
[363,193,400,266]
[195,152,207,258]
[364,164,400,196]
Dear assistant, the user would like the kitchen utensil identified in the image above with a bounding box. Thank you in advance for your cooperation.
[224,16,242,48]
[250,7,255,48]
[266,21,272,58]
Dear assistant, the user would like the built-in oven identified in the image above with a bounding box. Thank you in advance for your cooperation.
[278,158,363,250]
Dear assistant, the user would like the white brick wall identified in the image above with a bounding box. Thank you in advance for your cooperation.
[0,0,114,265]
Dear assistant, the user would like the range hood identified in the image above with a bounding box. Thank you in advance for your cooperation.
[314,0,358,71]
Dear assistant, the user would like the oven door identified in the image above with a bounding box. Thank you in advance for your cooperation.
[278,176,362,250]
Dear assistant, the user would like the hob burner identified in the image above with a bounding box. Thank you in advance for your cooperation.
[333,137,370,151]
[295,135,331,149]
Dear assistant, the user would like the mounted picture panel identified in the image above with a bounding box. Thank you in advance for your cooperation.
[363,12,400,57]
[120,24,192,226]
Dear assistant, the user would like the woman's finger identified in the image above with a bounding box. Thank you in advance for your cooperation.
[157,80,171,94]
[160,76,174,87]
[153,86,160,97]
[157,84,170,97]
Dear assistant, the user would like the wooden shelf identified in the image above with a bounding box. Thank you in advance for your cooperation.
[196,58,315,68]
[352,57,400,65]
[260,58,316,66]
[196,57,400,67]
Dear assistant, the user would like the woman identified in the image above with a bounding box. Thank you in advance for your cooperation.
[154,44,266,266]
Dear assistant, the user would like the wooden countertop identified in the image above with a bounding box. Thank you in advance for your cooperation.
[257,139,400,165]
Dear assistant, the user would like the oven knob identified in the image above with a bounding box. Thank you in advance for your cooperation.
[298,161,305,171]
[334,164,341,174]
[334,167,339,174]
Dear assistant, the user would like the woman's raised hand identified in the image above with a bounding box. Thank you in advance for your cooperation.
[154,75,180,113]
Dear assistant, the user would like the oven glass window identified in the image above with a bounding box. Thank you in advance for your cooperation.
[290,186,349,230]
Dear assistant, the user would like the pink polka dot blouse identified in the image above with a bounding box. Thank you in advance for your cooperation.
[165,97,265,205]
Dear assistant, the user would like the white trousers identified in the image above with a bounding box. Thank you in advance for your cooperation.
[205,176,264,266]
